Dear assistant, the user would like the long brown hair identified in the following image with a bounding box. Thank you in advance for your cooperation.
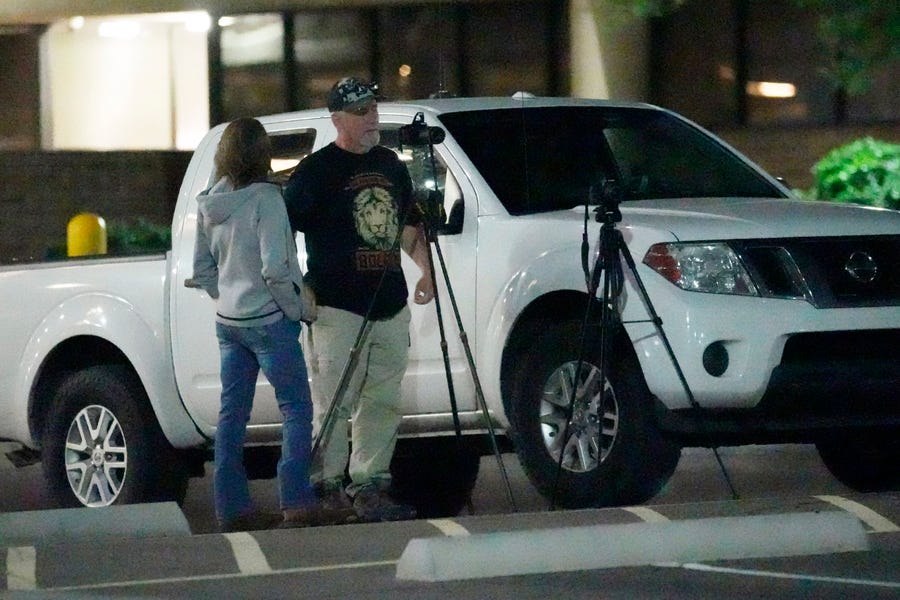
[213,117,272,189]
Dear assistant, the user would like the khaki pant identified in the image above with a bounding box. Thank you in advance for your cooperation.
[304,305,410,495]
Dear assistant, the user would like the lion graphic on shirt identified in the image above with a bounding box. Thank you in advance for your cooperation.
[354,187,398,250]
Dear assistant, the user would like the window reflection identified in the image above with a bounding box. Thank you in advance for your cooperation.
[221,13,286,119]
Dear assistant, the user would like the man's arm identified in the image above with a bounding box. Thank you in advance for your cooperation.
[401,224,435,305]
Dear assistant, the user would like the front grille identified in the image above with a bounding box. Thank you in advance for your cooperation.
[736,235,900,308]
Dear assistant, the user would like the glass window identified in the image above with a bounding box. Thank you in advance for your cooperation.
[465,2,554,96]
[380,126,463,235]
[652,2,737,127]
[220,14,286,120]
[745,2,831,125]
[439,106,784,216]
[292,11,373,109]
[268,130,317,183]
[376,6,459,101]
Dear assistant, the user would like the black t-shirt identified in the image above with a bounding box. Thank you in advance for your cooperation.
[284,143,420,320]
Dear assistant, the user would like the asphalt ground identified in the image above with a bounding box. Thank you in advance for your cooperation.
[2,494,899,599]
[2,444,899,598]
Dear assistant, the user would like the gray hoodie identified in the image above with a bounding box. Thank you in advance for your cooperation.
[192,176,314,326]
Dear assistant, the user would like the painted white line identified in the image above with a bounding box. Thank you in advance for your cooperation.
[6,546,37,591]
[42,559,397,593]
[681,563,900,589]
[622,506,670,523]
[814,495,900,533]
[223,532,272,574]
[427,519,470,537]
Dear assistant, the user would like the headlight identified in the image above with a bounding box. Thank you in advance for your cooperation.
[643,242,758,296]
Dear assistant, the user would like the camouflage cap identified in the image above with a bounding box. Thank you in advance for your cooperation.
[327,77,377,113]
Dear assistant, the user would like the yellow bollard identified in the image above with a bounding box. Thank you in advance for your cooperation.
[67,213,108,257]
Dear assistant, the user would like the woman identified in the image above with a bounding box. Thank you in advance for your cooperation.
[192,117,342,531]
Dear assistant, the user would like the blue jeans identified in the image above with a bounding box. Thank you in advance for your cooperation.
[214,318,315,521]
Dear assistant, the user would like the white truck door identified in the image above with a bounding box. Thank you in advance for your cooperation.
[169,125,321,433]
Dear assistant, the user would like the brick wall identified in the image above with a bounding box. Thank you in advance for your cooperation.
[0,151,191,263]
[716,123,900,192]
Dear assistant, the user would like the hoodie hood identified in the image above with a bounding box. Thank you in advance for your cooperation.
[197,176,258,225]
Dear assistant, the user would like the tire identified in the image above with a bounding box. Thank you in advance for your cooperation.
[816,433,900,493]
[507,319,680,508]
[390,437,480,518]
[42,365,188,508]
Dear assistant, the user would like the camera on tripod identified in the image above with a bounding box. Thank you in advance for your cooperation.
[591,176,623,224]
[398,112,446,146]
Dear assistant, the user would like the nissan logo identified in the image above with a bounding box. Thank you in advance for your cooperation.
[844,251,878,283]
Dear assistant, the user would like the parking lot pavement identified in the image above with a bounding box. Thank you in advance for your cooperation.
[2,494,899,598]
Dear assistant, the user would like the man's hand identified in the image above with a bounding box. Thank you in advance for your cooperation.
[413,275,435,304]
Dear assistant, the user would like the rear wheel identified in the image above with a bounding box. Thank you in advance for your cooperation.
[42,365,188,508]
[507,319,680,508]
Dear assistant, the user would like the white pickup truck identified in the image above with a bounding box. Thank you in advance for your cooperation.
[2,96,899,516]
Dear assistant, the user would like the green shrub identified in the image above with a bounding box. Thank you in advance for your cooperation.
[43,217,170,261]
[107,218,171,255]
[803,137,900,210]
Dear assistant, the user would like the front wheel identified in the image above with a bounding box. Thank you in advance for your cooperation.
[507,320,680,508]
[42,365,188,508]
[816,432,900,493]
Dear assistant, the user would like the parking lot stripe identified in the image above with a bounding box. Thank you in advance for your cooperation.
[622,506,670,523]
[814,495,900,533]
[6,546,36,590]
[680,563,900,589]
[40,559,398,593]
[427,519,470,537]
[224,532,272,574]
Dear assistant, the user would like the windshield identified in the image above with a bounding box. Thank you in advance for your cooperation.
[437,106,785,216]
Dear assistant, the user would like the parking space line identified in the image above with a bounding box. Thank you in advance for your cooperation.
[814,495,900,533]
[6,546,36,591]
[680,563,900,589]
[41,559,397,593]
[427,518,470,537]
[223,532,272,574]
[622,507,670,523]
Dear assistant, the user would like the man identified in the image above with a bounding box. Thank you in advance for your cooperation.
[284,77,434,522]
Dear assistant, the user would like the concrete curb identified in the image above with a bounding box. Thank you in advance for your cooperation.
[0,502,191,547]
[396,511,869,582]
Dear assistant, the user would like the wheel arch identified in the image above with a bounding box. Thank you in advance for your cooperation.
[30,337,127,446]
[499,290,646,421]
[22,294,206,452]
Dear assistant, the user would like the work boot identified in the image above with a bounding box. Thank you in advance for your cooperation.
[280,503,355,529]
[351,483,417,523]
[315,480,353,510]
[313,480,357,525]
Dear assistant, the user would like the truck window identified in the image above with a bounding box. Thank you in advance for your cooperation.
[438,106,785,215]
[381,127,464,235]
[269,130,317,182]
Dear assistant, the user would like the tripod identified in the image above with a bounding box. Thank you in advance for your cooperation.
[310,115,517,513]
[551,178,737,509]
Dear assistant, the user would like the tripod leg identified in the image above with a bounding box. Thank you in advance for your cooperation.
[309,319,373,466]
[421,227,475,514]
[551,222,619,510]
[613,229,738,499]
[431,237,517,512]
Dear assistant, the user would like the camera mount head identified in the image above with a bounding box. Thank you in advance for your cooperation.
[591,177,623,224]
